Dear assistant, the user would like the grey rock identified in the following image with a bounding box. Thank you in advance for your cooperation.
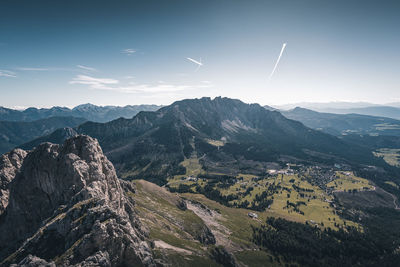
[176,198,187,211]
[196,224,216,245]
[0,149,27,215]
[0,135,155,266]
[210,246,238,267]
[11,255,55,267]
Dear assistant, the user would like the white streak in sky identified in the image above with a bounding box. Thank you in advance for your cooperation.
[16,67,75,72]
[122,49,136,55]
[16,67,50,71]
[77,65,97,72]
[186,57,203,66]
[269,43,287,80]
[69,75,119,89]
[0,69,16,78]
[186,57,203,71]
[69,75,213,94]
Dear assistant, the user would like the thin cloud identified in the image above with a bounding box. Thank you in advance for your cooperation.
[69,75,119,90]
[69,75,213,94]
[0,70,16,78]
[121,48,136,55]
[15,67,77,72]
[76,65,97,72]
[124,83,193,93]
[16,67,50,71]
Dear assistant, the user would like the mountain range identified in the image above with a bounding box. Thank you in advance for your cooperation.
[317,106,400,120]
[3,134,400,266]
[2,97,400,266]
[0,116,87,155]
[273,101,381,110]
[21,97,383,185]
[0,103,161,123]
[282,107,400,136]
[0,104,162,155]
[273,102,400,120]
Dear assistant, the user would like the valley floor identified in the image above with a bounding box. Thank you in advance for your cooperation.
[132,159,398,267]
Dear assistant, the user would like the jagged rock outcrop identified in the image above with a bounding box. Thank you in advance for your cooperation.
[0,135,154,266]
[195,225,216,245]
[210,246,238,267]
[0,149,27,215]
[11,255,55,267]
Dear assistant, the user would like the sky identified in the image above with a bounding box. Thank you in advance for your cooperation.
[0,0,399,108]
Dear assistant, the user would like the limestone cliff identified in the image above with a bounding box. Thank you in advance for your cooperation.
[0,135,154,266]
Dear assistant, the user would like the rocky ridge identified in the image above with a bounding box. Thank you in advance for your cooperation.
[0,135,154,266]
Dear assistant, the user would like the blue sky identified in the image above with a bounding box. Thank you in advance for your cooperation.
[0,0,399,108]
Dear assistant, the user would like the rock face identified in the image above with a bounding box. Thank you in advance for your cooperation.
[0,149,27,215]
[0,135,154,266]
[210,246,238,267]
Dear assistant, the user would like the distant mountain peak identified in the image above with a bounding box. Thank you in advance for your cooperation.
[291,107,318,113]
[72,103,99,110]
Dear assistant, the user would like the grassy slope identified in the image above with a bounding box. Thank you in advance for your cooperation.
[169,170,360,230]
[132,179,284,266]
[181,193,287,266]
[267,174,356,229]
[132,180,224,266]
[374,148,400,167]
[327,171,374,192]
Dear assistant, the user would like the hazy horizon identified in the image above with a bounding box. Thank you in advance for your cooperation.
[3,98,400,111]
[1,0,399,108]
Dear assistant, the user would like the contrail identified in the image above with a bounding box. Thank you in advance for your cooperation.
[186,57,203,71]
[186,57,202,66]
[269,43,287,80]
